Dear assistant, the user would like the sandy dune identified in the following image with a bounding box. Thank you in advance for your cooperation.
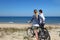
[0,23,60,40]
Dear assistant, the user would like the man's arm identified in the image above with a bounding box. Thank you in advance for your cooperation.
[38,15,43,24]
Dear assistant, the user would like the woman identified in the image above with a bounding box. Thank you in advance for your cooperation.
[28,9,40,40]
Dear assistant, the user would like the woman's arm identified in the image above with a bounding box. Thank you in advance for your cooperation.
[28,15,34,23]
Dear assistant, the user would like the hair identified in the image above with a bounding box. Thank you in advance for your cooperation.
[39,9,43,13]
[34,9,37,13]
[34,9,38,19]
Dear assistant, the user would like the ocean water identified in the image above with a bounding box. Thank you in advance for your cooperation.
[0,16,60,24]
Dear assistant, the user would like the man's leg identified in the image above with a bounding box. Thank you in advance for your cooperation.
[40,23,45,32]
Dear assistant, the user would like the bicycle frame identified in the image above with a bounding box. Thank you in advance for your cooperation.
[27,26,51,40]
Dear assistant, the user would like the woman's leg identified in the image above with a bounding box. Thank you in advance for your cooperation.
[34,29,39,40]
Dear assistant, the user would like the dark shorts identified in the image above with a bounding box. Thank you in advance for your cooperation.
[39,23,45,29]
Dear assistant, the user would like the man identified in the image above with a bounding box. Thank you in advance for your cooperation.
[39,9,45,29]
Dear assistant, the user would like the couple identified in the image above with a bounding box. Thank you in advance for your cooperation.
[28,9,45,40]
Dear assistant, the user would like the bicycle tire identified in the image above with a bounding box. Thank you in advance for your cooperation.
[39,28,51,40]
[27,27,34,37]
[40,35,50,40]
[44,28,51,40]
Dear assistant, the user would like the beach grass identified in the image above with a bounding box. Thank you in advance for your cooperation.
[0,24,60,40]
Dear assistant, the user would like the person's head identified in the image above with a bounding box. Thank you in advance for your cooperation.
[34,9,38,15]
[34,9,38,18]
[34,9,37,13]
[39,9,43,14]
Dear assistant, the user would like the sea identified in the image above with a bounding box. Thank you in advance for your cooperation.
[0,16,60,24]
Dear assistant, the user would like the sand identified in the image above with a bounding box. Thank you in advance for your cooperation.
[0,23,60,40]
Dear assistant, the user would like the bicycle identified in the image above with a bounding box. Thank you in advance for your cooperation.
[26,26,51,40]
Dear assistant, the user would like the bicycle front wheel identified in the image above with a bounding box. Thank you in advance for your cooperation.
[27,27,34,37]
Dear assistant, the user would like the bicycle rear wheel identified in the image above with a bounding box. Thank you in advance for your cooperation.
[39,34,50,40]
[44,28,50,40]
[39,28,51,40]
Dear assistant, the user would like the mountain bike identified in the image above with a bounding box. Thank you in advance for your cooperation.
[27,26,51,40]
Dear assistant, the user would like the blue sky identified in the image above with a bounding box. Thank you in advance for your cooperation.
[0,0,60,16]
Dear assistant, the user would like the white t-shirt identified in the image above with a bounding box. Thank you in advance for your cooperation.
[39,13,45,23]
[32,24,39,27]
